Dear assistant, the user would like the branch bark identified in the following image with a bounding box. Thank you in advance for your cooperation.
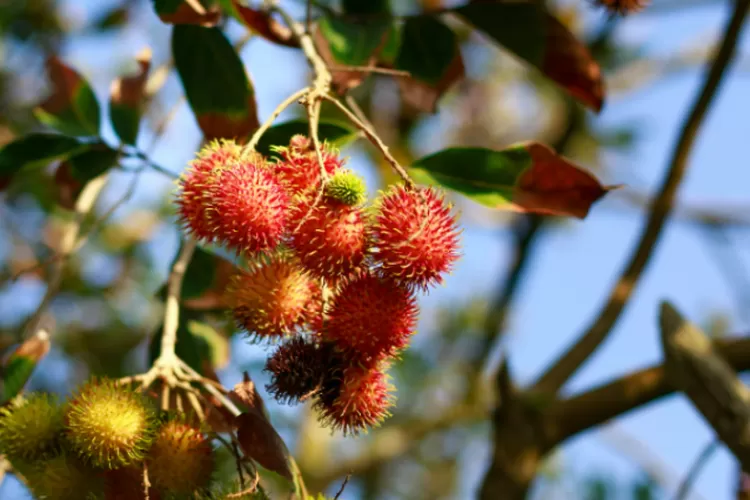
[533,0,750,395]
[660,302,750,471]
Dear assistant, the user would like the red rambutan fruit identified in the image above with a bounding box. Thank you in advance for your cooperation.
[272,135,344,196]
[226,254,322,340]
[322,272,418,360]
[373,185,460,290]
[289,198,371,283]
[316,364,394,435]
[175,140,243,242]
[207,158,290,255]
[265,337,343,404]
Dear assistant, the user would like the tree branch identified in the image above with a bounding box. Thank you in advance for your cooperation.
[532,0,750,394]
[548,335,750,443]
[660,302,750,471]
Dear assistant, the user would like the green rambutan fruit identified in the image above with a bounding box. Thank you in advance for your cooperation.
[324,169,367,206]
[0,393,64,461]
[146,418,214,495]
[64,378,157,469]
[23,452,104,500]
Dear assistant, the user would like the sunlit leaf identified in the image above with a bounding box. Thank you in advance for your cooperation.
[231,1,297,47]
[34,57,101,136]
[1,330,51,404]
[172,24,260,141]
[410,142,615,218]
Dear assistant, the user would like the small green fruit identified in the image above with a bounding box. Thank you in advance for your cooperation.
[64,378,156,469]
[24,452,103,500]
[0,393,63,461]
[325,170,367,206]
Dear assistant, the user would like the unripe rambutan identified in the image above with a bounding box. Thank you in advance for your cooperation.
[208,159,290,255]
[595,0,649,15]
[322,272,418,360]
[325,169,367,206]
[289,199,370,283]
[175,139,243,242]
[64,379,156,469]
[147,419,214,495]
[0,393,63,461]
[23,452,103,500]
[373,185,460,290]
[265,337,343,404]
[272,135,344,196]
[316,364,394,436]
[226,254,322,340]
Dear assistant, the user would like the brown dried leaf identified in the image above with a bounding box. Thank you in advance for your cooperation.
[236,410,292,480]
[233,2,298,48]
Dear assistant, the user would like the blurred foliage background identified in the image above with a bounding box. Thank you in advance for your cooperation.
[1,0,749,499]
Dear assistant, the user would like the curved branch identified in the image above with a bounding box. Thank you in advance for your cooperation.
[533,0,750,394]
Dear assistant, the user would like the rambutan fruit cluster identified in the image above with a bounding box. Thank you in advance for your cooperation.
[0,379,215,500]
[174,135,461,435]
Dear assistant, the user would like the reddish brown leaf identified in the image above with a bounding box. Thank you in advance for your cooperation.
[397,49,465,113]
[229,372,268,418]
[53,161,83,210]
[541,14,604,112]
[196,95,260,143]
[236,411,292,480]
[39,57,82,116]
[514,142,616,218]
[312,27,373,94]
[158,1,220,26]
[233,2,298,48]
[110,48,151,107]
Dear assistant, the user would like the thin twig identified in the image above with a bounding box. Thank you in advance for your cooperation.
[158,239,198,361]
[245,87,310,154]
[330,65,411,77]
[323,94,413,186]
[333,474,351,500]
[21,175,110,339]
[532,0,750,394]
[674,440,719,500]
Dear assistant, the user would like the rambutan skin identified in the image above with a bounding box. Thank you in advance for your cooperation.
[64,379,157,469]
[226,254,323,340]
[175,139,243,242]
[316,365,394,436]
[322,272,418,360]
[325,169,367,206]
[147,419,214,495]
[289,199,371,283]
[272,135,344,196]
[373,185,460,290]
[23,452,104,500]
[265,338,342,404]
[208,160,290,255]
[0,393,63,461]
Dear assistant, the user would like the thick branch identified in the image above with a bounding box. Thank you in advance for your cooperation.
[549,335,750,443]
[660,303,750,471]
[533,0,750,394]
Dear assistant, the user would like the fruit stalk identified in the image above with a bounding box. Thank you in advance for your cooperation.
[158,238,197,364]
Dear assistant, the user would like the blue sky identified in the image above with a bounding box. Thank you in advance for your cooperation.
[2,1,750,499]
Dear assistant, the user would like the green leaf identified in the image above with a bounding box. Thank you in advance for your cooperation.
[152,0,220,25]
[318,16,389,66]
[186,320,230,369]
[410,142,612,218]
[66,143,119,182]
[35,57,101,137]
[1,331,50,404]
[395,16,457,85]
[454,3,544,65]
[256,120,356,157]
[109,50,151,146]
[453,4,603,111]
[181,244,219,301]
[172,24,259,141]
[342,0,389,15]
[0,133,84,181]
